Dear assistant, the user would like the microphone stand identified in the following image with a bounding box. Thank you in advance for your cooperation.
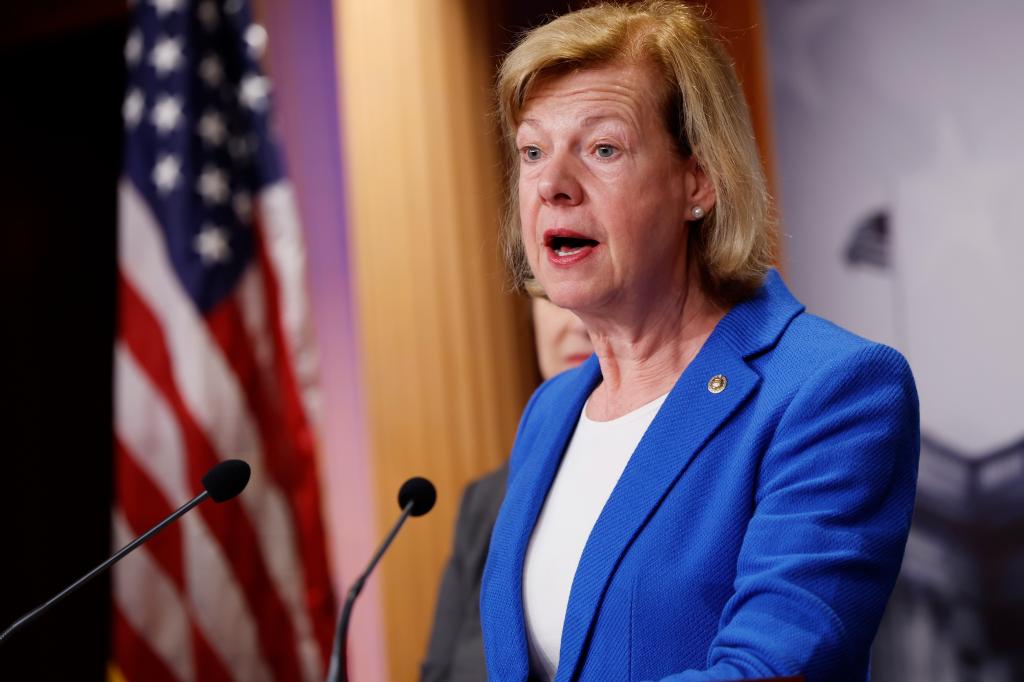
[0,490,210,644]
[326,499,415,682]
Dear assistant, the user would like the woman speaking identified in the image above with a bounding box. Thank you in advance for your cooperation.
[479,2,919,681]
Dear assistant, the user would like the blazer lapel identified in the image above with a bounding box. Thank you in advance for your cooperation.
[556,271,804,680]
[555,348,760,680]
[483,356,602,679]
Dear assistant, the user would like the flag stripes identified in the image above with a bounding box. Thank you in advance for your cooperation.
[116,334,281,680]
[114,437,185,591]
[113,589,183,682]
[113,511,197,681]
[116,178,332,680]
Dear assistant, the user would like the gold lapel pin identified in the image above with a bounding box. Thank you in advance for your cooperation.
[707,374,727,394]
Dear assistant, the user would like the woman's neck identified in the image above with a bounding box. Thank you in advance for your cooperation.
[581,272,727,422]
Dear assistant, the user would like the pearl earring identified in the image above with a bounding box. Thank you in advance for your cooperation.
[691,206,705,219]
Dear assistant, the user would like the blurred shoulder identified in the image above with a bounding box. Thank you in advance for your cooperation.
[462,463,509,509]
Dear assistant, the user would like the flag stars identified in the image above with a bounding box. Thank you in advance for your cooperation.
[125,30,143,65]
[149,36,184,77]
[150,0,186,16]
[197,111,228,146]
[199,55,225,89]
[123,89,145,128]
[152,154,181,194]
[239,74,270,111]
[197,0,219,31]
[197,166,230,204]
[151,95,183,134]
[244,24,268,59]
[194,225,232,264]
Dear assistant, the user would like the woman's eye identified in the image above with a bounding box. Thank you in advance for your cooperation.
[595,144,617,158]
[522,146,542,161]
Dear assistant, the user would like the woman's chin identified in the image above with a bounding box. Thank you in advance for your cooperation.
[540,281,607,314]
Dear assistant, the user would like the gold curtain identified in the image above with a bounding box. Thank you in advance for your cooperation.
[333,0,537,678]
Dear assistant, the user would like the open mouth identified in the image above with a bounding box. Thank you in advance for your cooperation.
[545,231,599,257]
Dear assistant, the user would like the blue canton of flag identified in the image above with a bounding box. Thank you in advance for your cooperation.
[122,0,284,314]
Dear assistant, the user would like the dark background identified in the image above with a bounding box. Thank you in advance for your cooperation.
[0,4,125,678]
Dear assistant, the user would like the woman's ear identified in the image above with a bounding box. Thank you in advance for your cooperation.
[685,156,716,217]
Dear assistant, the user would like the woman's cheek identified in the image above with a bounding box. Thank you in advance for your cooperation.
[519,214,540,269]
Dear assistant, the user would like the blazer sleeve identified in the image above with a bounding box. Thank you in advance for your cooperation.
[658,343,919,682]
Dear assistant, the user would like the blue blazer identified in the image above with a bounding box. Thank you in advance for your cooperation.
[480,271,919,682]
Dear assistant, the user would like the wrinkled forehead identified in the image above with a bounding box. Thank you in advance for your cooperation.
[519,58,669,111]
[518,60,669,123]
[512,59,686,152]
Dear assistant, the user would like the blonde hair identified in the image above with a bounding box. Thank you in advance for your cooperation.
[497,0,775,303]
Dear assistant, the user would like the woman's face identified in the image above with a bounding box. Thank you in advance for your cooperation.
[531,297,593,380]
[516,61,708,316]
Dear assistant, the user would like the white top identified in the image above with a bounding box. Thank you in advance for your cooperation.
[522,392,669,680]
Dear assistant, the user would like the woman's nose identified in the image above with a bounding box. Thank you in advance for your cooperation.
[537,153,583,206]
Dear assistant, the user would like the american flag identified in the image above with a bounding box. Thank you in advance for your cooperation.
[113,0,336,680]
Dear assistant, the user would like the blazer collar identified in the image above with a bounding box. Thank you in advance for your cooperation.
[485,270,804,680]
[712,269,805,360]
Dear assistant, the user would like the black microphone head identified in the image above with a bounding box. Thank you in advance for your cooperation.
[398,477,436,517]
[202,459,251,503]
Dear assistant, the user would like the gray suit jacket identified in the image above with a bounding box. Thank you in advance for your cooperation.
[421,464,509,681]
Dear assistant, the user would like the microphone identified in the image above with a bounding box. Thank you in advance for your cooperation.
[0,459,251,645]
[327,477,437,682]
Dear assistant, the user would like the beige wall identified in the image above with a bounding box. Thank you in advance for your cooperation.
[333,0,538,678]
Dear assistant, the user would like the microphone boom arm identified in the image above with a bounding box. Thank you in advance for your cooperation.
[327,499,414,682]
[0,490,210,645]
